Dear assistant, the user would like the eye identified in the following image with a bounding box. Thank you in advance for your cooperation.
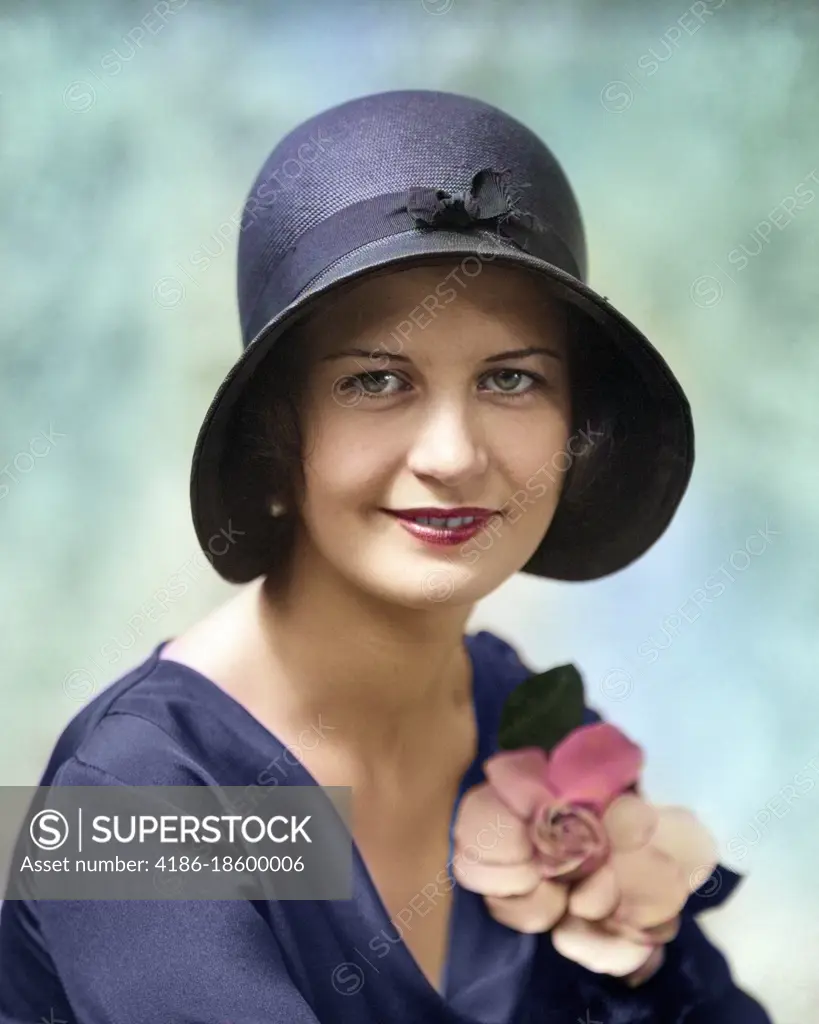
[479,369,546,397]
[338,370,408,399]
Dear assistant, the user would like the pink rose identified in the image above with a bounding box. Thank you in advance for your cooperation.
[529,800,609,882]
[480,722,718,982]
[552,793,718,978]
[483,722,642,883]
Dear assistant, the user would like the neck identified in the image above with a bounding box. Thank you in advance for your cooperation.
[238,543,476,763]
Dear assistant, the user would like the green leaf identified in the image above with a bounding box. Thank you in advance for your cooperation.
[497,664,586,754]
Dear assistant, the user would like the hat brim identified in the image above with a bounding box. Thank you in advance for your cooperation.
[190,227,693,583]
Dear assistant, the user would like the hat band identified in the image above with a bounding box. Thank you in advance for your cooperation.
[241,175,581,346]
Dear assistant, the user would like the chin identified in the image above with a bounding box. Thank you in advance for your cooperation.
[353,556,514,609]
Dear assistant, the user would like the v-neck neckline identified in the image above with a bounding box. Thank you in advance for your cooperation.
[150,634,497,1012]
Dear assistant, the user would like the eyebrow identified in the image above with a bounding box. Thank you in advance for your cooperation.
[321,346,563,363]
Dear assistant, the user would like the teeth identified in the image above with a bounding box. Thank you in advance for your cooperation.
[412,515,476,528]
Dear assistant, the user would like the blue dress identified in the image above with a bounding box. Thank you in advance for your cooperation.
[0,630,771,1023]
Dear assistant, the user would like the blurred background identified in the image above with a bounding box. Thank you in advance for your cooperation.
[1,0,817,1018]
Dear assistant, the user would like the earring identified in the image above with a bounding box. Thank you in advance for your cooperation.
[268,498,287,518]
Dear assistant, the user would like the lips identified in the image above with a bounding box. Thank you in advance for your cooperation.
[384,508,499,547]
[397,513,480,529]
[388,507,496,527]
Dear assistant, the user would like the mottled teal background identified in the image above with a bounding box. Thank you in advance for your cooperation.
[2,0,817,1017]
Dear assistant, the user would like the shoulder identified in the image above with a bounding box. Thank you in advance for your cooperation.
[467,628,603,727]
[42,647,221,788]
[53,714,206,788]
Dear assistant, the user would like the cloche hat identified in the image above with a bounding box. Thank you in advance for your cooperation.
[190,89,693,583]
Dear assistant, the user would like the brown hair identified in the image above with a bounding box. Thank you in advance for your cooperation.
[220,295,627,586]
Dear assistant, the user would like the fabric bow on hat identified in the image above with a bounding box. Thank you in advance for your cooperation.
[406,167,541,251]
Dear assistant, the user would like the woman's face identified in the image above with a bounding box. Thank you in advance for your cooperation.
[294,262,573,608]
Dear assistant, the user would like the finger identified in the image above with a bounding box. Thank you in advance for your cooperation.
[453,782,534,865]
[453,855,541,897]
[485,877,568,933]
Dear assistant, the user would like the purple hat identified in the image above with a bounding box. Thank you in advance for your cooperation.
[190,89,693,583]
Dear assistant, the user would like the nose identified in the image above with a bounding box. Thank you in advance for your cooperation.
[405,399,489,488]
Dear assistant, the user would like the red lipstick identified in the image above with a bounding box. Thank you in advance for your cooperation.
[383,507,499,547]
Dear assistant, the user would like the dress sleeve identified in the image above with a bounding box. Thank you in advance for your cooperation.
[23,757,323,1024]
[546,879,773,1022]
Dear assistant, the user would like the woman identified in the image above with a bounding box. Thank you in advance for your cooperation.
[0,90,771,1023]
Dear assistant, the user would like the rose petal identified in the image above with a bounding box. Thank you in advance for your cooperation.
[454,857,542,897]
[547,723,644,811]
[602,794,659,852]
[624,946,666,987]
[650,807,718,886]
[485,877,569,933]
[532,802,609,881]
[601,911,681,948]
[483,748,555,820]
[568,863,620,920]
[599,917,652,946]
[642,915,681,945]
[452,782,534,865]
[551,914,655,976]
[610,847,689,929]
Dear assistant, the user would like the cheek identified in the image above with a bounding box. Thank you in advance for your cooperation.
[302,408,402,510]
[492,409,571,488]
